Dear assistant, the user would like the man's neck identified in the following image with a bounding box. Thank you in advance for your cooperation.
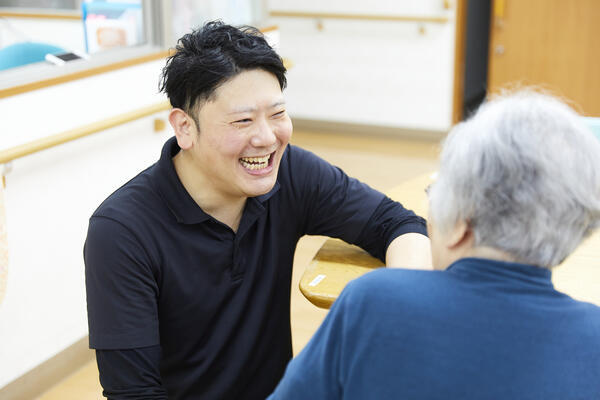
[172,151,246,232]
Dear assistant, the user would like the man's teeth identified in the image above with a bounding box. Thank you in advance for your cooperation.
[239,155,270,170]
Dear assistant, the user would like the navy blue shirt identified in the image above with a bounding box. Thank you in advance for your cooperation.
[269,258,600,399]
[84,137,427,399]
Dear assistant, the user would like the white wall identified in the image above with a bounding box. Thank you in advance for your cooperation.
[269,0,450,15]
[0,60,171,388]
[171,0,258,40]
[267,0,457,132]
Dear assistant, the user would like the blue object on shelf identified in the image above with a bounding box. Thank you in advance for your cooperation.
[583,117,600,140]
[0,41,65,71]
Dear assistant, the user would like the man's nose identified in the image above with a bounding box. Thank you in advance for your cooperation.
[250,118,277,147]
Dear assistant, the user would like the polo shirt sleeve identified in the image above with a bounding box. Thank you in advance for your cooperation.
[356,194,428,262]
[96,345,168,399]
[84,215,160,349]
[287,146,427,262]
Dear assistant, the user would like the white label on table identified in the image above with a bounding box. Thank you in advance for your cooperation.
[308,274,326,287]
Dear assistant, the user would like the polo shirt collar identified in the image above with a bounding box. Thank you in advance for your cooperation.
[153,136,280,225]
[255,181,280,203]
[447,257,553,287]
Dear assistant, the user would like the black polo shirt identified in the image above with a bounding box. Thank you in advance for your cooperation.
[85,137,427,399]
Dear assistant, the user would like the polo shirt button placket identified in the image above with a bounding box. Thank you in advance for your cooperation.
[231,240,244,283]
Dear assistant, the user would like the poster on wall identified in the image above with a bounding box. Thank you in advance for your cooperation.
[82,0,144,54]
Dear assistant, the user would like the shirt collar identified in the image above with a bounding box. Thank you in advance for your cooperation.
[255,181,280,203]
[446,257,553,287]
[152,136,280,225]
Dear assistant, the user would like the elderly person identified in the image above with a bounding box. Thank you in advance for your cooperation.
[268,90,600,399]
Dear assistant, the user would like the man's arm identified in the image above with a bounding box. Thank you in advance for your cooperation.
[96,346,168,399]
[352,194,429,266]
[290,146,429,263]
[85,216,164,397]
[386,232,432,270]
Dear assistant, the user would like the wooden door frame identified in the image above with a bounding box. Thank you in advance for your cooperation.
[452,0,468,124]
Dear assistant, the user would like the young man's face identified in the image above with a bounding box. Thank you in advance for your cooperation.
[190,69,293,200]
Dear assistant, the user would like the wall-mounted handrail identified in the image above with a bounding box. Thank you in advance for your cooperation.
[260,25,279,33]
[269,10,450,24]
[0,100,171,165]
[0,11,81,20]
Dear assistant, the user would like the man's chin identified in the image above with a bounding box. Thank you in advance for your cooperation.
[244,179,277,198]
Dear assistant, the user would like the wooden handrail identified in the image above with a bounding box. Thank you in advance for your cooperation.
[260,25,279,33]
[0,11,80,20]
[269,10,449,24]
[0,101,171,164]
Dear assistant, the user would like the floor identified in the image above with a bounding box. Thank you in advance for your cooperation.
[34,127,440,399]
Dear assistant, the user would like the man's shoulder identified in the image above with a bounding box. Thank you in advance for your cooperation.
[275,145,318,188]
[92,164,159,222]
[281,144,322,167]
[278,144,333,186]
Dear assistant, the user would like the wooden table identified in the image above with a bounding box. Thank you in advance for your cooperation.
[300,172,600,309]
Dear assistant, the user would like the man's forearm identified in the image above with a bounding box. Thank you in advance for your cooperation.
[385,233,432,270]
[96,347,168,399]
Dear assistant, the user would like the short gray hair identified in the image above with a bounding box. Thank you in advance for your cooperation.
[428,90,600,268]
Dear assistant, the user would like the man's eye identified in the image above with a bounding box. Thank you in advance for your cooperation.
[273,110,286,117]
[234,118,252,124]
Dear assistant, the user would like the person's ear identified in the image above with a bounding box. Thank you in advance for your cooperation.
[447,219,473,250]
[169,108,196,150]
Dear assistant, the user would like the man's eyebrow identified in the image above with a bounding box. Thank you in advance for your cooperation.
[227,100,286,115]
[228,107,256,115]
[271,100,286,108]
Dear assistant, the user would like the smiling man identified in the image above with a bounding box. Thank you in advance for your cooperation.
[168,68,291,231]
[84,21,431,400]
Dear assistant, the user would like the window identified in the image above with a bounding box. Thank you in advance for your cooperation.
[0,0,166,92]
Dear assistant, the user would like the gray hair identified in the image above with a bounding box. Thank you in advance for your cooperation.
[428,90,600,268]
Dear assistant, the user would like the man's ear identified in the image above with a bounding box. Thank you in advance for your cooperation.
[169,108,196,150]
[447,219,473,249]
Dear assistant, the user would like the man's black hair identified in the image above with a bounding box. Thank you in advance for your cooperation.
[159,20,287,123]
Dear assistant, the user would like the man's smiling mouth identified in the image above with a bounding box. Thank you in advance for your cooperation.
[239,151,275,170]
